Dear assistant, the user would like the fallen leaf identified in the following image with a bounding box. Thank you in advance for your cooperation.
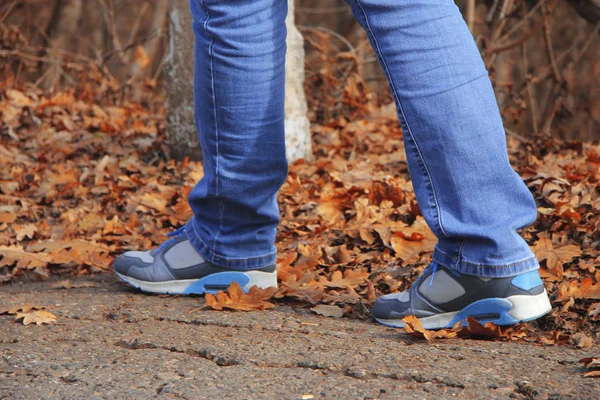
[0,304,53,315]
[310,304,345,318]
[571,332,594,349]
[204,282,277,311]
[320,269,369,288]
[558,278,600,301]
[15,309,57,325]
[402,315,460,341]
[589,303,600,321]
[135,45,150,69]
[579,357,600,378]
[0,246,50,270]
[14,224,36,241]
[531,238,581,277]
[51,280,96,289]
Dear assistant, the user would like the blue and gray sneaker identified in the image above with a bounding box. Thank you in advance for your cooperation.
[113,226,277,295]
[372,262,552,330]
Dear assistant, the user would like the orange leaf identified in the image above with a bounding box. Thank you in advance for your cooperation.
[531,238,581,277]
[204,282,277,312]
[402,315,460,341]
[15,309,57,325]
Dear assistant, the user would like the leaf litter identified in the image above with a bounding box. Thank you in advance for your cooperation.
[0,51,598,345]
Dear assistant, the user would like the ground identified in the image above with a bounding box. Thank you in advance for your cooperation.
[1,276,598,400]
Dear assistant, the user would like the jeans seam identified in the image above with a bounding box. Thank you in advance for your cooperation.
[455,240,466,269]
[353,0,448,238]
[199,0,225,256]
[434,246,538,268]
[189,219,276,262]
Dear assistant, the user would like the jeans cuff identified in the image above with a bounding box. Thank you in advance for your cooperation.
[432,247,539,278]
[184,219,277,270]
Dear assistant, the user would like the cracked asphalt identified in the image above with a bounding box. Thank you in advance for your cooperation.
[1,275,598,399]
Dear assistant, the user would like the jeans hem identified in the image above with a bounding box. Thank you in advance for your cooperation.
[433,247,539,278]
[185,219,277,270]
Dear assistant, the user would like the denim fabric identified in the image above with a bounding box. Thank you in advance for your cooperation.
[187,0,540,277]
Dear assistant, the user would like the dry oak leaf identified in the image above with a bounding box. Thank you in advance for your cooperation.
[589,303,600,321]
[139,192,168,212]
[579,357,600,378]
[0,245,50,269]
[15,310,57,326]
[310,304,345,318]
[319,268,369,288]
[51,280,97,290]
[571,333,594,349]
[558,277,600,301]
[204,282,277,311]
[27,240,110,254]
[14,224,36,241]
[462,316,527,340]
[0,304,54,315]
[531,238,581,277]
[402,315,461,341]
[390,216,437,263]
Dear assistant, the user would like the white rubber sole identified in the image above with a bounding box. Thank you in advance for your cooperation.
[375,290,552,330]
[115,270,277,295]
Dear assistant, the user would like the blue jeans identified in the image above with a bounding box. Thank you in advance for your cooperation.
[186,0,539,277]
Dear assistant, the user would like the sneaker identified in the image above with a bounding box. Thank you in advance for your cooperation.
[113,226,277,295]
[372,262,552,330]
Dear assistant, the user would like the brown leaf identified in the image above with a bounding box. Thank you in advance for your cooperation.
[579,357,600,378]
[204,282,277,311]
[402,315,460,341]
[0,246,50,270]
[571,333,594,349]
[15,310,57,325]
[14,224,36,241]
[310,304,345,318]
[0,213,17,224]
[462,317,527,340]
[135,45,150,69]
[51,280,96,289]
[390,217,436,263]
[531,238,581,277]
[0,304,53,315]
[558,278,600,301]
[588,303,600,321]
[320,268,369,288]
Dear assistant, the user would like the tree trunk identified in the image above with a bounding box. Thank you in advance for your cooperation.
[164,0,312,162]
[41,0,83,91]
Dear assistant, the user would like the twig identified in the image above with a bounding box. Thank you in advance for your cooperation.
[505,127,531,143]
[98,0,127,64]
[542,5,561,82]
[487,0,501,23]
[298,25,356,54]
[0,0,18,24]
[522,43,539,133]
[466,0,476,32]
[497,0,548,42]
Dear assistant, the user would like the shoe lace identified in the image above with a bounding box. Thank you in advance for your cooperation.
[157,226,186,254]
[416,262,439,287]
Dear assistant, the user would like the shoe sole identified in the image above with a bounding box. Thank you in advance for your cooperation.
[374,290,552,330]
[115,270,277,295]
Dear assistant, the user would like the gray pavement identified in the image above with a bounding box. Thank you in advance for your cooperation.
[1,276,598,399]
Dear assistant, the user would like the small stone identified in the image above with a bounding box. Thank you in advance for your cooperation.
[156,372,181,381]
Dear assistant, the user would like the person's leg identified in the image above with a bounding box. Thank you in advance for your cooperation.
[344,0,551,327]
[113,0,287,294]
[187,0,288,270]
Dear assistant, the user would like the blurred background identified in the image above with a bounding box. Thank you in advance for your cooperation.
[1,0,598,140]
